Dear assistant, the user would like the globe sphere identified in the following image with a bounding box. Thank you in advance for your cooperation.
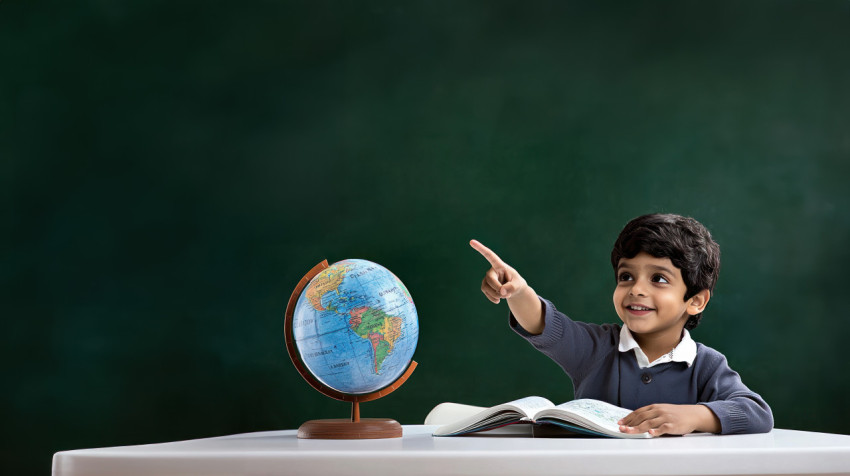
[291,259,419,394]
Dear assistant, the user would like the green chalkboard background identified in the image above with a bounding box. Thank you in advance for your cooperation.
[3,1,849,473]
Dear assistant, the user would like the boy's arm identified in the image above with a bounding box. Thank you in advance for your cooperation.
[620,350,773,436]
[470,240,544,334]
[471,239,618,382]
[695,351,774,434]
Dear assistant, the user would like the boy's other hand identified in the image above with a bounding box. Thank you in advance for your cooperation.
[469,239,528,304]
[617,404,721,436]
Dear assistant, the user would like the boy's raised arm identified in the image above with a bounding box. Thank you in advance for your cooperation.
[470,239,544,335]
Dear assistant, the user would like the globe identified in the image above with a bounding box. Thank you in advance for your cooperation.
[291,259,419,395]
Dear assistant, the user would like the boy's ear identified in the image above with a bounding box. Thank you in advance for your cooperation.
[686,289,711,315]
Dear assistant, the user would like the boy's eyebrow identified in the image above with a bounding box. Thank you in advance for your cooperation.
[617,262,676,275]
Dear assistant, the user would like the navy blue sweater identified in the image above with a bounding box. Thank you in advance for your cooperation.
[510,298,774,434]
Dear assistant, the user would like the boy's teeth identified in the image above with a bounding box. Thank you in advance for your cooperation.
[630,305,652,310]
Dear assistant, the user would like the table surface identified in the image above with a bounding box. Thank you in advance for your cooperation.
[53,425,850,476]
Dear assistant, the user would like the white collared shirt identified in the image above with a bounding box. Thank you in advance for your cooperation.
[618,326,698,369]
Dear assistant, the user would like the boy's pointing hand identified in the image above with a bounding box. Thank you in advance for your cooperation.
[470,239,528,304]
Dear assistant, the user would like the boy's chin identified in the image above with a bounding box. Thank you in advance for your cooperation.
[621,318,654,334]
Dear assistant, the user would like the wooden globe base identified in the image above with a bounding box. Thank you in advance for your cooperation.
[297,400,402,439]
[298,418,402,439]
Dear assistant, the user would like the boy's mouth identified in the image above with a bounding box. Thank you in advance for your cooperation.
[625,304,655,315]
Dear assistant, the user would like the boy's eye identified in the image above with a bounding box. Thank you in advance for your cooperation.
[618,272,633,282]
[652,274,669,284]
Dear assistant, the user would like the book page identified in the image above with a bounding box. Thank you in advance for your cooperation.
[534,399,652,438]
[503,396,555,416]
[553,399,632,428]
[424,403,485,426]
[431,396,554,436]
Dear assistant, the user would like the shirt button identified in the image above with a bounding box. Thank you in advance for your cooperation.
[641,373,652,384]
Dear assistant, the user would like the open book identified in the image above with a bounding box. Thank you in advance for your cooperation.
[429,396,653,439]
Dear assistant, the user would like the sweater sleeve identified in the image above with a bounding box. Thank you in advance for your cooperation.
[696,348,774,434]
[509,297,618,382]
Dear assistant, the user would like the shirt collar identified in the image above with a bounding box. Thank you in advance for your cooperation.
[618,325,697,369]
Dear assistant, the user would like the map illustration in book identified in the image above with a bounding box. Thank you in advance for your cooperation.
[429,396,653,439]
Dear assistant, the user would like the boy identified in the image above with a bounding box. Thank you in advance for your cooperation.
[471,213,773,436]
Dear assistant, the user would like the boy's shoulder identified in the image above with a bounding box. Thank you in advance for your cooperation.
[693,342,732,371]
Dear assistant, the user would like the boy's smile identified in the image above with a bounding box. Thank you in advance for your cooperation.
[613,252,707,353]
[624,304,655,316]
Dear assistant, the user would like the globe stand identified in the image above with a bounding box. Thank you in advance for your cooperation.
[285,260,417,440]
[297,400,402,439]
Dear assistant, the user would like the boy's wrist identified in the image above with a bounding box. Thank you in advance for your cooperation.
[507,286,544,335]
[508,285,536,303]
[692,404,721,434]
[508,286,541,317]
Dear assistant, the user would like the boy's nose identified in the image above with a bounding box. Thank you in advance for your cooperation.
[629,282,648,296]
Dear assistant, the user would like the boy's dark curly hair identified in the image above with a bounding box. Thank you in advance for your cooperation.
[610,214,721,330]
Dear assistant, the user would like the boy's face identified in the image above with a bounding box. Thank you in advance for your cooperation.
[613,252,701,340]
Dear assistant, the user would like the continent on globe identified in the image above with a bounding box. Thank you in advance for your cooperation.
[304,262,353,311]
[391,272,415,304]
[348,307,403,373]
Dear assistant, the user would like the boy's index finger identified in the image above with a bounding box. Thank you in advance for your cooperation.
[469,239,507,268]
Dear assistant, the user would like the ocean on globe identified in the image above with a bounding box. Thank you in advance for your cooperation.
[291,259,419,395]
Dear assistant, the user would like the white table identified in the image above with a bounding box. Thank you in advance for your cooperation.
[52,425,850,476]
